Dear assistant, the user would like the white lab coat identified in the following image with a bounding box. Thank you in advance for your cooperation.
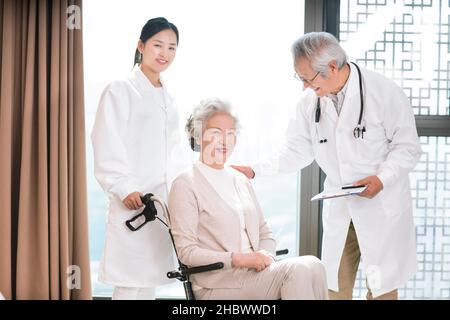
[253,63,422,297]
[91,65,189,287]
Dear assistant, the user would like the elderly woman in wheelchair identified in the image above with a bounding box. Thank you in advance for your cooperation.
[168,98,329,300]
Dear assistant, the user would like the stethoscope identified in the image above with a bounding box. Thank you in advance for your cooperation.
[315,62,365,144]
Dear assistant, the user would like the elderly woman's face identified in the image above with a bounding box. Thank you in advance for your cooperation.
[200,112,237,166]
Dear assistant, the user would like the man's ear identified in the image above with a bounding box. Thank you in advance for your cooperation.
[328,60,339,74]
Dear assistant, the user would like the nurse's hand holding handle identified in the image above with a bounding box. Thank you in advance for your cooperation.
[123,191,144,210]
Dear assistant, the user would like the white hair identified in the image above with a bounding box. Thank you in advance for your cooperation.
[291,32,348,76]
[185,98,239,151]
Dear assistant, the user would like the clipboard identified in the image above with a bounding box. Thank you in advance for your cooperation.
[311,185,367,202]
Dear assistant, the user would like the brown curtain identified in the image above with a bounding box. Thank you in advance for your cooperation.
[0,0,91,300]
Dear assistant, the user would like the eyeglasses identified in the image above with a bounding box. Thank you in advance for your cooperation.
[294,71,320,84]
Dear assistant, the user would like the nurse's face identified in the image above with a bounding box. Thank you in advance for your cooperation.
[138,29,178,73]
[294,57,340,97]
[200,113,237,167]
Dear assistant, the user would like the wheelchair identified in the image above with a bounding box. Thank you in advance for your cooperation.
[125,193,288,300]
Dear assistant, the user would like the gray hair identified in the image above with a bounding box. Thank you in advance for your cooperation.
[185,98,240,151]
[291,32,348,76]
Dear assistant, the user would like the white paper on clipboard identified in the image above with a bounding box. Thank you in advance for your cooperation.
[311,186,368,201]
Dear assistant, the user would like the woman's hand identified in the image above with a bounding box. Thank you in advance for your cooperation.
[232,250,274,272]
[122,192,143,210]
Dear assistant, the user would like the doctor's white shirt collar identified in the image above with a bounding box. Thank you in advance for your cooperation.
[326,64,351,116]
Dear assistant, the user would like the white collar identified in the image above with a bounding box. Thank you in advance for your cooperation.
[196,160,228,173]
[130,64,166,92]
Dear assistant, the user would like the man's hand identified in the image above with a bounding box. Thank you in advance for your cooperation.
[355,176,384,199]
[122,192,143,210]
[230,165,255,179]
[232,250,274,272]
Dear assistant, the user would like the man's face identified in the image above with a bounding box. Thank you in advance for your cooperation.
[294,58,339,97]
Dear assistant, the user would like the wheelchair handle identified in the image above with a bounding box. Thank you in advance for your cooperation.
[276,249,289,256]
[125,193,158,231]
[125,215,145,231]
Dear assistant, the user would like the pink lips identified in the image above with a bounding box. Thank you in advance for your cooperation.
[156,58,168,65]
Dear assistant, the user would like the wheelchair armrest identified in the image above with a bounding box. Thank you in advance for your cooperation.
[167,262,224,279]
[276,249,289,256]
[168,251,287,280]
[183,262,224,276]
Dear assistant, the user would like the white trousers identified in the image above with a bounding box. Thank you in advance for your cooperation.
[112,287,156,300]
[195,256,329,300]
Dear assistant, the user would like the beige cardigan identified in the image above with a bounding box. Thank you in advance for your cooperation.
[168,165,276,289]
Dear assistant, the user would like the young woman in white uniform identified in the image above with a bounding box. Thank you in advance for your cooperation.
[91,17,182,300]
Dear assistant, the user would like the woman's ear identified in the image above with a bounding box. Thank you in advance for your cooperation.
[190,137,201,152]
[195,136,202,152]
[137,40,144,54]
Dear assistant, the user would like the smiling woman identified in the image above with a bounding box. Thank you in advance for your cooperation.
[168,98,328,300]
[90,17,185,300]
[84,0,305,299]
[135,18,179,86]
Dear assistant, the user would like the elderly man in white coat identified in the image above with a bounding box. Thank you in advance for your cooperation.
[232,32,422,300]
